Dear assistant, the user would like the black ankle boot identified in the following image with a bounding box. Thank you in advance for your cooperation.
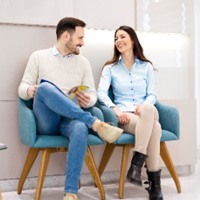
[146,169,163,200]
[126,151,148,186]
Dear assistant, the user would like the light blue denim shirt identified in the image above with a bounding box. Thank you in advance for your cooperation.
[97,57,157,112]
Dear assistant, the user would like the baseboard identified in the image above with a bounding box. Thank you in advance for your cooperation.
[0,165,194,192]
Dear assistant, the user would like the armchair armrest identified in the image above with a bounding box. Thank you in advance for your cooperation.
[18,97,37,147]
[155,102,180,139]
[85,105,105,137]
[84,106,104,122]
[96,101,118,126]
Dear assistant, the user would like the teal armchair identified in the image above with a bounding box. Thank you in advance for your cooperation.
[96,91,181,199]
[17,97,105,200]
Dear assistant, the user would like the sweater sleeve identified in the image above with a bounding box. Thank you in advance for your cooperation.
[18,52,39,100]
[81,58,97,108]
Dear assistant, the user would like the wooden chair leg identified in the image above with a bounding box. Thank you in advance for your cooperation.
[85,146,105,200]
[98,143,116,176]
[160,142,181,193]
[17,148,40,194]
[35,148,55,200]
[118,144,134,199]
[0,191,2,200]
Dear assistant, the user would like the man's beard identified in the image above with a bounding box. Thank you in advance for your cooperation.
[65,40,81,55]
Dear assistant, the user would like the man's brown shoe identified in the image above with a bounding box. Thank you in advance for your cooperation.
[96,122,123,143]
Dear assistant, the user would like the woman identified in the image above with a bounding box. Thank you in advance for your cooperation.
[97,26,163,200]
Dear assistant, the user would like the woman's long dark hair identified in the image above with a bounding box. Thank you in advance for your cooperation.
[104,26,153,67]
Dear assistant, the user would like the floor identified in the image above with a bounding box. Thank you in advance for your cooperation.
[2,160,200,200]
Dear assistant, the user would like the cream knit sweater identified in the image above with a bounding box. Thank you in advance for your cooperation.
[18,48,97,107]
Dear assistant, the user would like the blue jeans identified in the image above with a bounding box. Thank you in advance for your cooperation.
[33,82,97,194]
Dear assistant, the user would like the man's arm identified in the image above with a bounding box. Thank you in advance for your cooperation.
[81,58,97,108]
[18,52,39,100]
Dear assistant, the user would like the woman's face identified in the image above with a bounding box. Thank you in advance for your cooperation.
[114,29,133,54]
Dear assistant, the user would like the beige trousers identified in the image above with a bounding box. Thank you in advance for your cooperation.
[120,103,161,171]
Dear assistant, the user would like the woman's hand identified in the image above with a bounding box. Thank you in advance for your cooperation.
[135,104,141,115]
[112,107,130,125]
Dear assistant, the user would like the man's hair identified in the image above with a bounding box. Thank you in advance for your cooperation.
[56,17,86,39]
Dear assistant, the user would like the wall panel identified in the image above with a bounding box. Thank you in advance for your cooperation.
[0,0,74,26]
[0,24,55,100]
[74,0,136,29]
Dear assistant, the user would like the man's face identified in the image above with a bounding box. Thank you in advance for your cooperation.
[65,26,85,55]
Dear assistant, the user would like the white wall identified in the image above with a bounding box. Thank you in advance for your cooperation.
[194,0,200,146]
[0,0,137,182]
[0,0,74,26]
[0,0,135,29]
[0,0,197,190]
[73,0,136,29]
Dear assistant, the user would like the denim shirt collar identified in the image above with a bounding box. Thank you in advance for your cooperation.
[118,55,140,65]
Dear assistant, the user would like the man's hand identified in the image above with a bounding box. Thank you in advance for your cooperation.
[27,85,38,98]
[76,92,91,108]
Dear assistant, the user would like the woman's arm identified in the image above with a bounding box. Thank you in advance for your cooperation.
[143,63,157,105]
[97,66,130,125]
[97,66,115,107]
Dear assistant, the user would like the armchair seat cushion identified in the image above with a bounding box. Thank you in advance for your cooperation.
[114,133,135,145]
[33,135,68,148]
[30,133,104,148]
[113,129,178,145]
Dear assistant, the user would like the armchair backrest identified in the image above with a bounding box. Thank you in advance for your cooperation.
[108,86,114,101]
[18,97,37,147]
[155,102,180,139]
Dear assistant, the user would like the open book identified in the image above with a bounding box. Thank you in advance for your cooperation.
[68,85,89,104]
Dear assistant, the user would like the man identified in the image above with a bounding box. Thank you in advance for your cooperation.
[18,17,123,200]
